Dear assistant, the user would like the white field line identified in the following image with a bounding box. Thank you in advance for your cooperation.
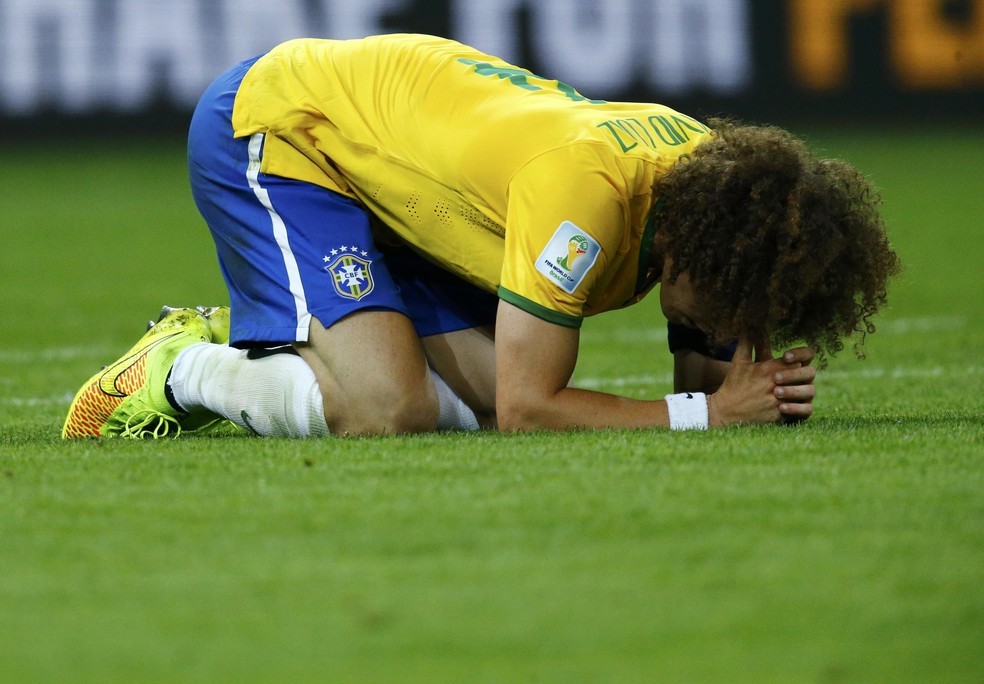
[0,345,112,408]
[0,345,117,364]
[877,315,968,335]
[2,392,76,407]
[574,372,674,390]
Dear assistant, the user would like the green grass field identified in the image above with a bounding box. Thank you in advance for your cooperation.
[1,127,982,683]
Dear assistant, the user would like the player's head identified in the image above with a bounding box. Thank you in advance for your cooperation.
[651,118,902,362]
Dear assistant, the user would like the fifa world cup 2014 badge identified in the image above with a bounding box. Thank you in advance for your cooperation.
[535,221,601,294]
[324,246,374,300]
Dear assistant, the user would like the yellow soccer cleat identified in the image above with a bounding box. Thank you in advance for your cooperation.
[196,305,230,345]
[143,305,230,345]
[62,307,212,439]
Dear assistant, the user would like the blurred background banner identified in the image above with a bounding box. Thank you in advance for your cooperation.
[1,0,982,136]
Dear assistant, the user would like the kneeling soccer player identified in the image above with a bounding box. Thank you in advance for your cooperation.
[63,34,900,439]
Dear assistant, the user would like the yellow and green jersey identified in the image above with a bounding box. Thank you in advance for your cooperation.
[232,34,713,327]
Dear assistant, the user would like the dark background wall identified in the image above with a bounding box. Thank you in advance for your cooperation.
[1,0,982,139]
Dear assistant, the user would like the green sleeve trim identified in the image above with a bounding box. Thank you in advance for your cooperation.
[497,287,584,329]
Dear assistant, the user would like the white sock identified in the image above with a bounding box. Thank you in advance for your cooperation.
[169,343,329,437]
[432,370,480,431]
[169,343,480,436]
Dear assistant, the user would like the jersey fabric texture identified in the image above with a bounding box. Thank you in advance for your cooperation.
[230,34,714,328]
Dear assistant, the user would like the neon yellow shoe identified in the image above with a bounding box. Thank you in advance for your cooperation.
[143,306,229,342]
[145,306,229,344]
[196,305,230,345]
[62,307,212,439]
[138,306,232,435]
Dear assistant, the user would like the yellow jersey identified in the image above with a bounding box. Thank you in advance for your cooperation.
[232,34,713,327]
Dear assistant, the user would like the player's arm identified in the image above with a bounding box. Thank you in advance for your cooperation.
[495,301,817,431]
[496,152,814,429]
[495,300,673,430]
[673,351,731,394]
[668,323,733,393]
[666,322,735,394]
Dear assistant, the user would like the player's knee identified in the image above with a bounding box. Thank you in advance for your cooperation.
[372,384,439,433]
[322,380,438,436]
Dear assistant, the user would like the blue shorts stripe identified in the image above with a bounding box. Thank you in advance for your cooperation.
[244,133,311,342]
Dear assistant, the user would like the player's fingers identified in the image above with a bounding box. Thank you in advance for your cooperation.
[774,383,816,402]
[778,400,813,418]
[773,365,816,385]
[781,346,815,366]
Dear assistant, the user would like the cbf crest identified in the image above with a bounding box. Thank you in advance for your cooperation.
[324,246,374,300]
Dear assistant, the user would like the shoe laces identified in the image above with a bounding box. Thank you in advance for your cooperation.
[120,410,182,439]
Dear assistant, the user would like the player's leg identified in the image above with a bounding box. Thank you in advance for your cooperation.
[296,311,437,435]
[64,54,440,439]
[170,322,480,437]
[172,247,501,438]
[178,310,497,435]
[189,149,437,435]
[387,247,500,428]
[182,54,436,436]
[421,325,496,428]
[111,260,497,439]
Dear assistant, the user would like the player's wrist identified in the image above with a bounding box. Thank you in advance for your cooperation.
[706,393,727,428]
[664,392,709,430]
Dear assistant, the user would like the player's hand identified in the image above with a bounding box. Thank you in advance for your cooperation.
[773,346,816,423]
[707,339,816,427]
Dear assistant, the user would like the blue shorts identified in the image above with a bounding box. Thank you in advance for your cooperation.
[188,56,498,348]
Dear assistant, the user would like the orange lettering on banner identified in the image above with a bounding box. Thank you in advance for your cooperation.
[790,0,984,90]
[892,0,984,87]
[789,0,880,90]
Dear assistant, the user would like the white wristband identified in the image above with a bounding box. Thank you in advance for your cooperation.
[664,392,709,430]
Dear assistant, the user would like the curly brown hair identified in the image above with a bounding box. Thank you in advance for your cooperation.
[651,118,902,363]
